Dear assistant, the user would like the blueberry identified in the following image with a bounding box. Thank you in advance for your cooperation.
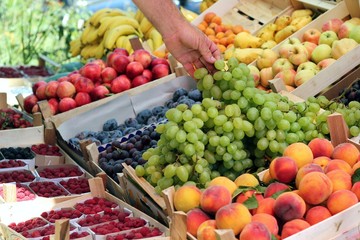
[103,118,118,131]
[119,150,129,159]
[173,88,188,102]
[136,109,153,124]
[165,99,174,108]
[188,89,202,101]
[131,162,138,168]
[151,106,165,116]
[113,164,124,173]
[96,132,109,142]
[150,139,158,147]
[124,158,132,165]
[109,130,123,139]
[123,127,136,135]
[117,123,127,131]
[179,99,195,107]
[147,116,158,125]
[124,118,138,128]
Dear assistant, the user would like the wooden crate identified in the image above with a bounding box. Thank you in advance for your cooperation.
[259,1,360,99]
[0,178,169,240]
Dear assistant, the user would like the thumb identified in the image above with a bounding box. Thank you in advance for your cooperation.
[198,36,217,64]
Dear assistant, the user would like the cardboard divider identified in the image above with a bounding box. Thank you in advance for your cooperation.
[54,219,70,240]
[15,93,25,111]
[0,93,7,109]
[38,100,53,120]
[3,183,17,203]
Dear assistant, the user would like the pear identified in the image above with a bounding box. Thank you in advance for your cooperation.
[232,48,264,64]
[290,15,312,30]
[291,9,313,19]
[331,38,358,59]
[275,15,292,31]
[234,32,263,48]
[261,40,277,49]
[274,25,297,43]
[257,23,277,41]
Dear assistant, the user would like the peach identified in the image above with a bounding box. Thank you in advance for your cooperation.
[239,222,271,240]
[327,189,358,215]
[261,170,273,185]
[308,138,334,158]
[295,163,324,188]
[351,182,360,201]
[283,142,314,168]
[234,173,260,188]
[274,192,306,222]
[281,219,310,239]
[305,206,332,225]
[197,220,217,240]
[173,185,202,212]
[298,172,333,205]
[252,213,279,236]
[208,176,237,195]
[326,169,352,192]
[332,143,360,167]
[187,208,211,237]
[236,190,264,214]
[324,159,352,175]
[215,203,252,235]
[200,185,232,214]
[263,182,290,198]
[269,156,298,184]
[352,161,360,172]
[255,198,276,216]
[313,156,331,170]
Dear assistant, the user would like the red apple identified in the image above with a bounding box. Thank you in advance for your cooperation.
[101,67,118,83]
[274,69,296,87]
[288,44,309,66]
[58,98,77,113]
[24,94,39,113]
[248,65,260,86]
[302,41,317,59]
[317,58,336,70]
[112,55,130,74]
[142,69,153,81]
[68,73,82,84]
[338,22,355,39]
[150,58,170,68]
[32,80,47,94]
[133,49,152,68]
[79,63,102,82]
[272,58,294,76]
[111,75,131,93]
[113,48,129,56]
[132,75,150,88]
[91,59,106,70]
[126,61,144,79]
[278,43,294,59]
[45,81,59,99]
[74,77,95,93]
[102,83,111,89]
[48,98,59,115]
[74,92,92,107]
[302,28,321,45]
[259,67,274,88]
[322,18,344,33]
[152,63,169,79]
[294,69,316,87]
[36,84,47,100]
[57,76,70,82]
[56,81,76,99]
[90,85,110,101]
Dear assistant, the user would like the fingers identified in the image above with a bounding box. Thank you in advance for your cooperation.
[183,63,195,77]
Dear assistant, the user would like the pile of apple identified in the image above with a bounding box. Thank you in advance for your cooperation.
[251,17,360,90]
[172,138,360,240]
[23,48,171,115]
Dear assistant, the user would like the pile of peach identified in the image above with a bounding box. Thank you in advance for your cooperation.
[197,12,246,53]
[172,138,360,239]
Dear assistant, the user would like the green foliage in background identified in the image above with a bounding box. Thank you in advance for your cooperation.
[0,0,91,68]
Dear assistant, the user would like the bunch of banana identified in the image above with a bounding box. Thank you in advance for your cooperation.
[199,0,218,13]
[180,6,199,22]
[256,8,314,45]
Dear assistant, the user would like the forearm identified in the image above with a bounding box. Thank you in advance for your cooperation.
[132,0,188,39]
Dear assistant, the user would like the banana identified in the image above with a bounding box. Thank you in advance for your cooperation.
[144,26,155,39]
[80,44,98,59]
[134,9,144,23]
[139,17,153,36]
[115,35,127,48]
[70,38,82,57]
[103,25,138,49]
[146,39,154,51]
[91,9,127,27]
[148,28,163,51]
[123,36,133,54]
[80,22,92,44]
[94,41,105,59]
[98,16,140,37]
[88,8,112,25]
[84,27,101,44]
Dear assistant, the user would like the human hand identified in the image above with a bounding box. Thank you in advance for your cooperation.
[162,22,221,77]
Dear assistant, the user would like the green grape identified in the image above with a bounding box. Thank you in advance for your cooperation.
[223,71,232,81]
[309,102,320,113]
[257,137,269,151]
[266,129,276,141]
[202,74,214,90]
[255,129,266,139]
[254,148,265,158]
[230,90,241,100]
[223,121,234,132]
[277,101,289,112]
[265,119,277,130]
[176,166,189,182]
[320,123,330,135]
[191,104,202,115]
[264,101,277,111]
[176,103,188,112]
[222,90,232,100]
[154,186,162,194]
[233,161,244,172]
[155,124,165,134]
[285,133,299,144]
[164,164,177,178]
[290,122,301,132]
[214,59,226,70]
[269,140,280,153]
[199,171,211,185]
[166,108,182,123]
[184,121,197,132]
[186,132,198,143]
[202,98,215,109]
[209,136,220,147]
[146,165,157,175]
[142,150,153,160]
[179,154,189,164]
[238,97,249,109]
[276,130,286,142]
[214,115,228,126]
[169,139,179,149]
[247,107,259,121]
[175,129,187,143]
[193,67,208,80]
[165,125,179,140]
[184,143,195,156]
[161,146,170,155]
[233,117,243,129]
[197,79,204,91]
[260,107,272,121]
[216,145,226,155]
[223,159,234,169]
[232,67,243,79]
[227,143,237,155]
[296,131,305,141]
[254,117,266,131]
[207,107,219,118]
[223,132,234,142]
[350,126,360,137]
[254,158,266,168]
[284,111,297,123]
[204,150,216,164]
[277,119,291,131]
[210,85,222,100]
[219,136,230,147]
[296,102,306,112]
[164,152,176,163]
[234,80,246,91]
[224,105,234,117]
[234,129,245,140]
[202,90,211,99]
[182,109,193,121]
[213,71,224,81]
[157,177,174,190]
[210,171,221,179]
[227,57,239,71]
[214,125,224,135]
[305,131,313,141]
[219,80,229,91]
[253,93,266,105]
[241,158,253,169]
[197,111,209,122]
[242,120,253,132]
[192,118,204,128]
[195,163,204,173]
[195,141,205,152]
[135,165,145,177]
[148,155,160,166]
[243,87,255,100]
[348,101,360,109]
[273,110,284,122]
[298,116,310,128]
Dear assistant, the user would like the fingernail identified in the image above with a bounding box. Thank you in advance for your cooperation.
[210,57,216,62]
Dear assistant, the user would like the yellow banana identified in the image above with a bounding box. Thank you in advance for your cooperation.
[91,9,127,27]
[139,17,153,36]
[103,25,138,49]
[80,22,91,44]
[94,41,105,59]
[146,39,154,51]
[80,44,98,59]
[149,28,163,51]
[85,27,100,44]
[134,9,144,23]
[70,38,82,57]
[98,16,140,37]
[144,26,155,39]
[124,36,135,53]
[88,8,112,25]
[115,35,127,49]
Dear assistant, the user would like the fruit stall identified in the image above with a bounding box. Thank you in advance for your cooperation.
[1,0,360,239]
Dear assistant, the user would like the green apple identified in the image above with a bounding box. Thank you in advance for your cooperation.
[319,31,339,46]
[349,25,360,43]
[294,69,317,87]
[272,58,294,75]
[297,61,320,73]
[311,44,332,64]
